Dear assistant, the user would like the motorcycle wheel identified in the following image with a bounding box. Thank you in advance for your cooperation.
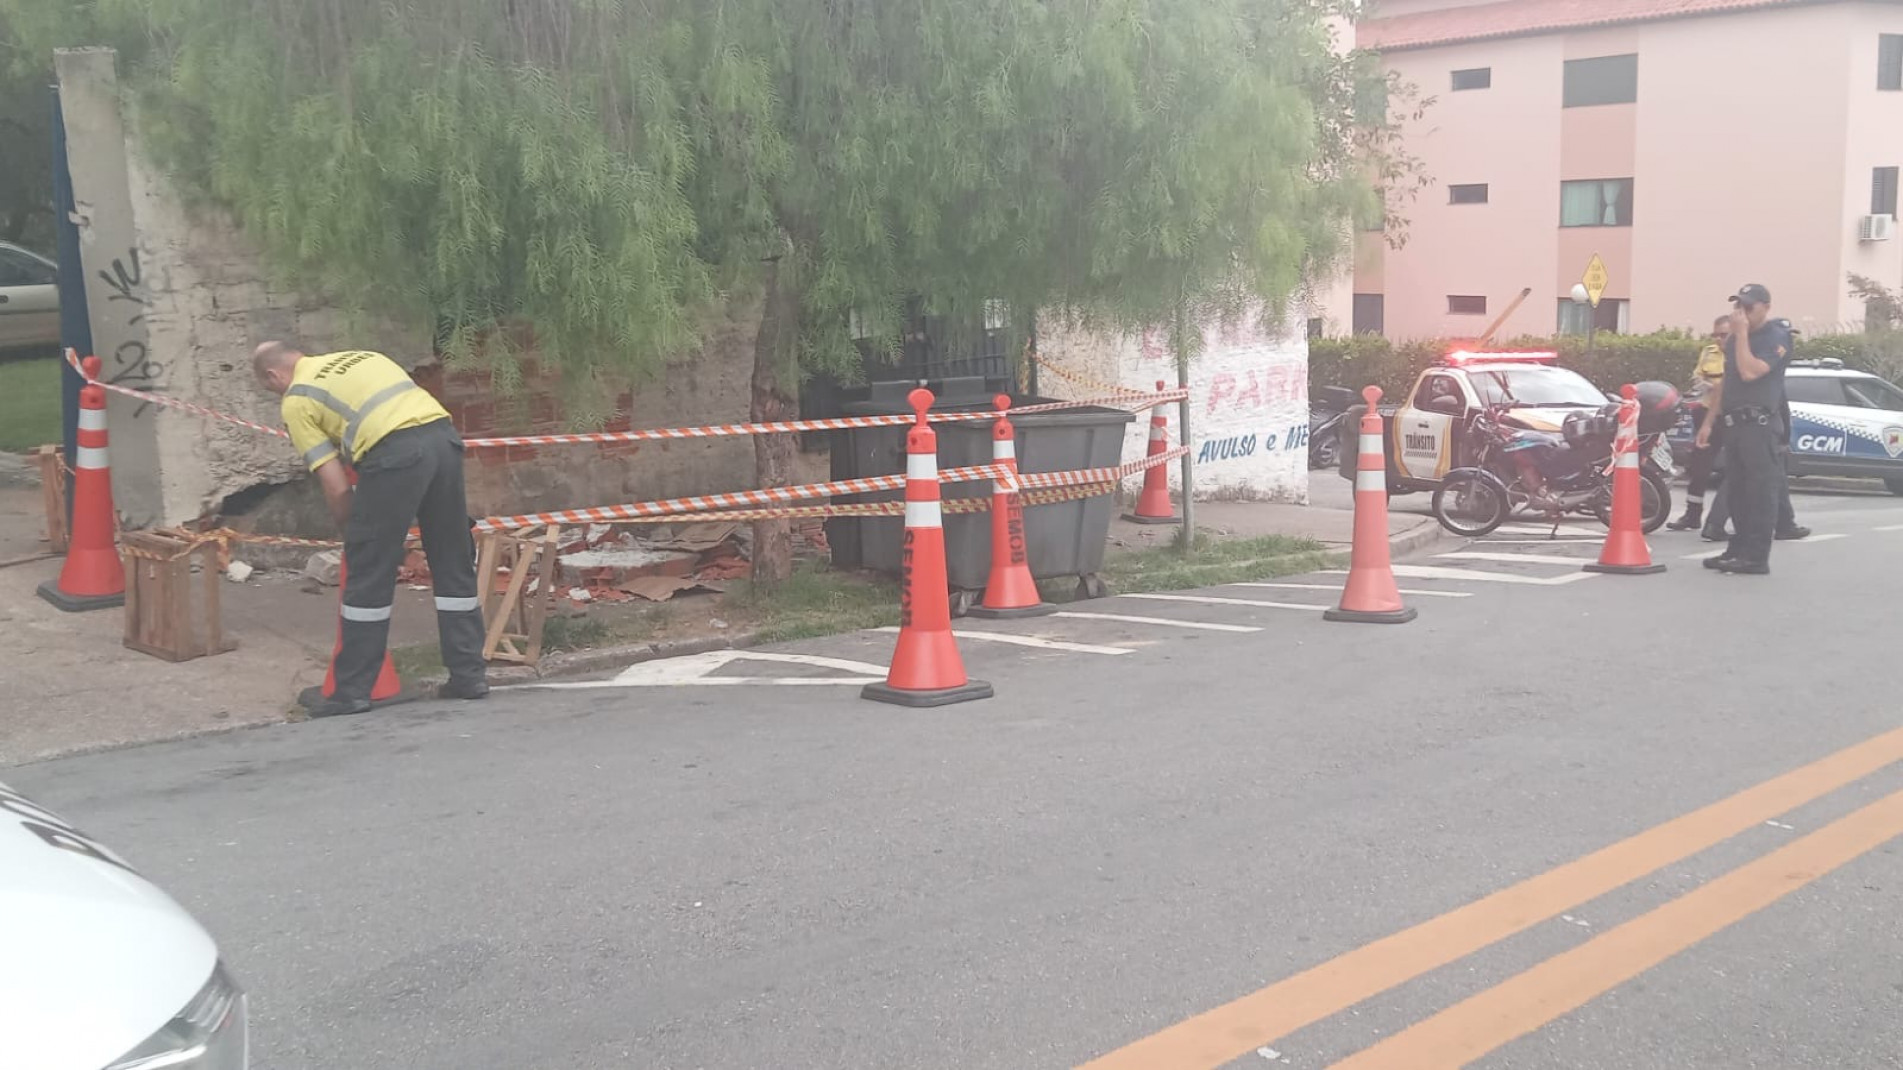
[1591,469,1672,533]
[1433,472,1511,537]
[1308,431,1340,471]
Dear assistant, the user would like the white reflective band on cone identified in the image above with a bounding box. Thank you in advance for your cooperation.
[1150,425,1165,440]
[1356,470,1386,492]
[906,453,938,481]
[75,446,109,469]
[1360,433,1382,454]
[994,440,1015,459]
[1616,451,1639,468]
[905,500,943,528]
[77,408,107,431]
[435,595,481,612]
[340,604,394,622]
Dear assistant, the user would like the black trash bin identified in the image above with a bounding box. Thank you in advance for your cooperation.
[828,383,1135,613]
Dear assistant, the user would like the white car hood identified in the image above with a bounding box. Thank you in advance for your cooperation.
[0,781,217,1070]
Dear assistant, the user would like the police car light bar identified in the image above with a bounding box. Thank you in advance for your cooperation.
[1441,350,1559,366]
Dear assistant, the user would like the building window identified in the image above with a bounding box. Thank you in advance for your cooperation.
[1557,298,1629,336]
[1880,34,1903,91]
[1448,183,1490,205]
[1352,294,1385,335]
[1563,54,1638,107]
[1560,178,1634,227]
[1874,166,1900,218]
[1447,295,1488,315]
[1306,317,1325,340]
[1451,67,1492,91]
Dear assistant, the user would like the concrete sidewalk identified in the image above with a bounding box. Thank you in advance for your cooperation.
[0,471,1436,765]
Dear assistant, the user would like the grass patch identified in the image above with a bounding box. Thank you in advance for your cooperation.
[541,613,609,652]
[390,643,446,682]
[0,355,64,454]
[1041,533,1338,602]
[727,562,901,644]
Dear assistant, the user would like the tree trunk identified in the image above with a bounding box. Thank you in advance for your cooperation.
[750,253,801,589]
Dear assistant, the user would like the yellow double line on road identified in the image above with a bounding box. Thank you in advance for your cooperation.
[1080,724,1903,1070]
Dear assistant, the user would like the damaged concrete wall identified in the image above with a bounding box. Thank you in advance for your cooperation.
[55,47,428,527]
[54,47,817,540]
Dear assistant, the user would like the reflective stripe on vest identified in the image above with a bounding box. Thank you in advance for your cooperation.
[286,380,422,462]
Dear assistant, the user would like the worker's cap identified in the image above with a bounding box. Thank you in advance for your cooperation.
[1728,283,1772,307]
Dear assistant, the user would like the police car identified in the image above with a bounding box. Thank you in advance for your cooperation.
[1668,359,1903,494]
[1,778,249,1069]
[1339,351,1661,494]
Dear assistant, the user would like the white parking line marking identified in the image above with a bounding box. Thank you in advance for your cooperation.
[1125,593,1328,611]
[1683,533,1848,559]
[531,650,890,689]
[1876,524,1903,532]
[1055,612,1263,633]
[1363,565,1601,586]
[1228,582,1474,599]
[1439,551,1599,566]
[875,627,1131,656]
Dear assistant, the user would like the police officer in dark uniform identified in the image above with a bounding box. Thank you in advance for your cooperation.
[253,341,489,716]
[1693,284,1792,575]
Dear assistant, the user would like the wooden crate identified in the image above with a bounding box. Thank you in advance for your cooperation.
[122,531,236,662]
[475,526,560,668]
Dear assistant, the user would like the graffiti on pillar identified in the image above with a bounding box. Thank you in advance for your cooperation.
[96,247,166,417]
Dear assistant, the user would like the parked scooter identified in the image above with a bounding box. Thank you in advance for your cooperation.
[1309,385,1356,470]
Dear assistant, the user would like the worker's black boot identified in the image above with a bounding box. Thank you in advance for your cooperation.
[1666,502,1704,531]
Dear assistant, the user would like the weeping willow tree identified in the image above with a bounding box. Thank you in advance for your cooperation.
[4,0,1410,582]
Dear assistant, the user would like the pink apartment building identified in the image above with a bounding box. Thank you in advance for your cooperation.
[1323,0,1903,341]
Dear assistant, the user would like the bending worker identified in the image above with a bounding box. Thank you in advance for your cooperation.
[253,342,489,717]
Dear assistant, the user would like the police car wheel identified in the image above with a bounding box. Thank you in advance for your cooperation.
[1887,477,1903,497]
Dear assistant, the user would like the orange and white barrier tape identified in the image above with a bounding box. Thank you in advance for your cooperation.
[65,348,1183,449]
[1016,445,1188,490]
[65,349,292,439]
[1028,347,1159,401]
[467,463,1011,532]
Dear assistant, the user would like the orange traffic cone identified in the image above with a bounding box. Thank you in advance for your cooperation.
[1123,380,1181,524]
[1585,384,1666,575]
[38,355,125,612]
[1325,385,1417,624]
[863,388,994,707]
[970,395,1054,620]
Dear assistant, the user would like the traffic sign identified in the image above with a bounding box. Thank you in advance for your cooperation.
[1581,254,1609,308]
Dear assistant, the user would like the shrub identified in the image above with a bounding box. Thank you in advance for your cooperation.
[1311,330,1903,400]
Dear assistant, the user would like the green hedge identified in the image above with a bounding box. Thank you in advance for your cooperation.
[1310,330,1903,401]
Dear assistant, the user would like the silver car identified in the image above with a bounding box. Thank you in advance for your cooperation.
[0,241,60,353]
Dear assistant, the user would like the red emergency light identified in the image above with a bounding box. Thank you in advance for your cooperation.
[1441,350,1558,367]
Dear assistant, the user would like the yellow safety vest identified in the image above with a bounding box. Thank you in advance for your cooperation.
[281,351,449,472]
[1693,343,1725,384]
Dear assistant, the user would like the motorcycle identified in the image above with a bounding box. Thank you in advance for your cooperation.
[1431,403,1675,538]
[1308,385,1355,470]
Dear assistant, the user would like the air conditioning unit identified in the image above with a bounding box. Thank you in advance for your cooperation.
[1860,214,1896,242]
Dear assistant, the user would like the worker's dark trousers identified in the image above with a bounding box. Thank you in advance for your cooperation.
[1703,447,1797,536]
[335,420,486,702]
[1721,418,1783,565]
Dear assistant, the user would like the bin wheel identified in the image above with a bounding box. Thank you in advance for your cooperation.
[949,588,977,618]
[1075,574,1110,600]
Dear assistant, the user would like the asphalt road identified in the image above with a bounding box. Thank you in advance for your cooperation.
[14,485,1903,1070]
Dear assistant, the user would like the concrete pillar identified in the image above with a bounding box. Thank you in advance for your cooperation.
[54,48,166,526]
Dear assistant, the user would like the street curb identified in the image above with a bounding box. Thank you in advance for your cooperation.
[1387,517,1447,560]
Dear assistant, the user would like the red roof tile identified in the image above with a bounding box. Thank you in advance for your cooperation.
[1358,0,1824,52]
